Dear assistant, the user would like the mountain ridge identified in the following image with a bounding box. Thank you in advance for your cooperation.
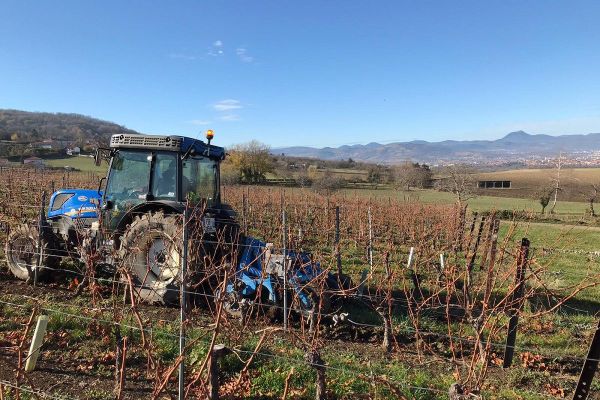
[275,131,600,164]
[1,109,599,165]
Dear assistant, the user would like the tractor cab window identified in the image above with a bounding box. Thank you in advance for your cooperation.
[105,150,151,210]
[104,150,151,230]
[182,157,217,205]
[151,153,178,200]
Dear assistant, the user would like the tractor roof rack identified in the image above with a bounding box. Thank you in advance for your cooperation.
[109,134,226,159]
[110,134,182,150]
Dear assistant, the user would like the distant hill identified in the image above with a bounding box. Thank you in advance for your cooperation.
[0,109,140,148]
[3,109,600,166]
[275,131,600,165]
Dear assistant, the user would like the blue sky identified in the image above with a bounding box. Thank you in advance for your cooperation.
[1,1,599,148]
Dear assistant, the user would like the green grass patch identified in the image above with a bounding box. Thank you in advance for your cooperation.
[45,156,106,174]
[339,187,590,214]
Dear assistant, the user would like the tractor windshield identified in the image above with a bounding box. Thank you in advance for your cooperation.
[103,150,152,230]
[105,150,152,210]
[182,156,218,205]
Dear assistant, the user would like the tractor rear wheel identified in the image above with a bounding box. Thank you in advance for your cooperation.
[118,212,182,305]
[4,224,57,281]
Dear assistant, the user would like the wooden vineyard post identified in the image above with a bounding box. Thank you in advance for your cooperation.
[406,247,421,302]
[305,349,326,400]
[208,344,231,400]
[483,219,500,304]
[503,238,530,368]
[357,269,369,297]
[335,206,342,276]
[465,211,479,253]
[282,210,288,331]
[178,207,190,400]
[34,191,47,286]
[24,315,49,372]
[367,207,373,272]
[242,191,247,233]
[572,318,600,400]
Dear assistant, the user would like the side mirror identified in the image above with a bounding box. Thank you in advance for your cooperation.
[97,177,106,196]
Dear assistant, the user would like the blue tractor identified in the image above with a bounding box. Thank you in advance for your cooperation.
[4,132,347,316]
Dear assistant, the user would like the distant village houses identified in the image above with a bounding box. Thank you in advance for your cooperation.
[23,156,45,167]
[66,146,81,156]
[32,142,53,150]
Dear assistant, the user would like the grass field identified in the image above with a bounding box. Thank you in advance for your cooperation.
[339,187,590,214]
[498,221,600,305]
[45,156,106,173]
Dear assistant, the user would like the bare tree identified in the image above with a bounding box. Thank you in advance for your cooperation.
[311,171,344,194]
[393,162,433,190]
[367,164,392,184]
[536,189,552,214]
[436,165,477,206]
[584,183,599,216]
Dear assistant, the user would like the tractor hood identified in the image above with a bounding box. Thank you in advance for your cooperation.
[47,189,102,219]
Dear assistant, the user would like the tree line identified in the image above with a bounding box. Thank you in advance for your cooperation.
[221,140,434,192]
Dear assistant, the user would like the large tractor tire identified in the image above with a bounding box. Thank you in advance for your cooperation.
[118,212,182,305]
[4,224,58,281]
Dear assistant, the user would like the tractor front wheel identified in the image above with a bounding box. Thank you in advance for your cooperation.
[4,225,57,281]
[117,212,182,305]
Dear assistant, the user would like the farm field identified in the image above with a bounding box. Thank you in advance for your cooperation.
[0,169,599,399]
[478,167,600,203]
[45,156,106,173]
[339,187,591,214]
[479,167,600,186]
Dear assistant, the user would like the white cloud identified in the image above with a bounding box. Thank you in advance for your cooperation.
[219,114,240,121]
[189,119,212,126]
[236,48,254,63]
[213,99,242,112]
[208,40,224,56]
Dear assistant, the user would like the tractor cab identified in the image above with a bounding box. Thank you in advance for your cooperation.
[86,131,236,304]
[98,133,226,233]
